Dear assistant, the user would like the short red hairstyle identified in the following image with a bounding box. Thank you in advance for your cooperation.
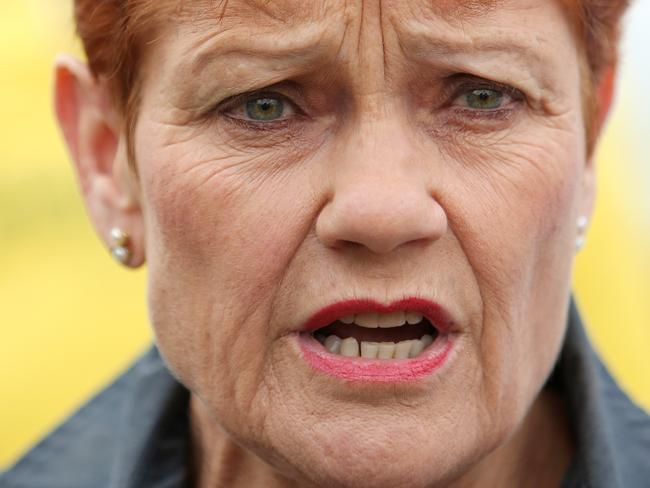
[74,0,630,160]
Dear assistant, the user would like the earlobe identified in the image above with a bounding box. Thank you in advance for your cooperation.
[53,54,145,268]
[581,165,596,226]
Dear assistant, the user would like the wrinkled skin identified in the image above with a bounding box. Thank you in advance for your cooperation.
[55,0,612,486]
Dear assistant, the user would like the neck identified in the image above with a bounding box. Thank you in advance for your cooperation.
[190,387,574,488]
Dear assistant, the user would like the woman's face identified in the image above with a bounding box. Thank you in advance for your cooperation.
[126,0,589,485]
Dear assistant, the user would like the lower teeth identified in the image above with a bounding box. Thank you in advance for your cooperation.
[316,334,435,359]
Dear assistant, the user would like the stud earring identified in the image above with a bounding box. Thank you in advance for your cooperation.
[575,216,588,251]
[109,227,131,265]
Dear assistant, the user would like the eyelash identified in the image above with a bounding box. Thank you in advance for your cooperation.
[214,79,524,130]
[216,91,303,131]
[447,79,523,109]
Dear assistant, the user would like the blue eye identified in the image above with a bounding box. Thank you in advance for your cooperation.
[245,97,285,121]
[460,89,505,110]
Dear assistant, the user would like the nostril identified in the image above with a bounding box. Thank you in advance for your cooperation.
[333,240,365,250]
[315,189,448,254]
[318,220,440,254]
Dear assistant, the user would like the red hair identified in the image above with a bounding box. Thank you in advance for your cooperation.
[74,0,630,161]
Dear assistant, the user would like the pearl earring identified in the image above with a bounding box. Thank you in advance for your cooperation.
[109,227,131,265]
[575,216,588,251]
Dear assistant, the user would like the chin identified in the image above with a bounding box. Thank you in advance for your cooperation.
[257,414,497,488]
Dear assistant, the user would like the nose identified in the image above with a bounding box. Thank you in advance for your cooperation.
[315,121,448,255]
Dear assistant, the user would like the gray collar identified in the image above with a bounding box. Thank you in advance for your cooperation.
[558,299,650,487]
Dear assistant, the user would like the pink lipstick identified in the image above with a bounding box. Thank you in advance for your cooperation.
[296,297,458,382]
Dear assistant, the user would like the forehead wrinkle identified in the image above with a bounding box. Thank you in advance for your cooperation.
[162,0,499,30]
[168,0,342,70]
[392,8,549,72]
[401,0,501,22]
[397,27,545,63]
[175,0,331,25]
[179,21,342,79]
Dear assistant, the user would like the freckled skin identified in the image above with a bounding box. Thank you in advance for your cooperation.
[60,0,599,486]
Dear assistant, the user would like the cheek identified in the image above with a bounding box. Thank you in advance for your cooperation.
[446,119,583,292]
[442,123,584,408]
[140,132,284,276]
[135,126,319,405]
[137,120,316,274]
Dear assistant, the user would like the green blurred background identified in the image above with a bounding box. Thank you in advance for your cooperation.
[1,0,649,469]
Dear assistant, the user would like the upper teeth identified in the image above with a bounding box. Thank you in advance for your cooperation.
[339,311,424,329]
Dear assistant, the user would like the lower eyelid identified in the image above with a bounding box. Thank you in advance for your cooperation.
[453,107,515,118]
[224,115,288,128]
[441,107,519,130]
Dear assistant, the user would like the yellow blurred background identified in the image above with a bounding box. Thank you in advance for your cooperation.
[1,0,649,470]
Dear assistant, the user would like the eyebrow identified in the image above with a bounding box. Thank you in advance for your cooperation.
[167,23,341,111]
[181,20,341,78]
[184,26,545,74]
[399,36,548,81]
[418,0,502,20]
[392,19,554,94]
[399,32,544,63]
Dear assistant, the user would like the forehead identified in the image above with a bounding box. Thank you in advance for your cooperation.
[167,0,502,26]
[154,0,560,63]
[153,0,569,72]
[145,0,574,104]
[135,0,581,123]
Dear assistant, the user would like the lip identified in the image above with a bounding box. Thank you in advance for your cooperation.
[296,297,459,382]
[299,297,456,333]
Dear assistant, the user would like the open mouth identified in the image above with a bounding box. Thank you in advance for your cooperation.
[311,311,440,360]
[298,298,457,381]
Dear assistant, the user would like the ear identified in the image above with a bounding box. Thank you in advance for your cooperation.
[594,64,617,141]
[54,54,145,268]
[581,64,617,226]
